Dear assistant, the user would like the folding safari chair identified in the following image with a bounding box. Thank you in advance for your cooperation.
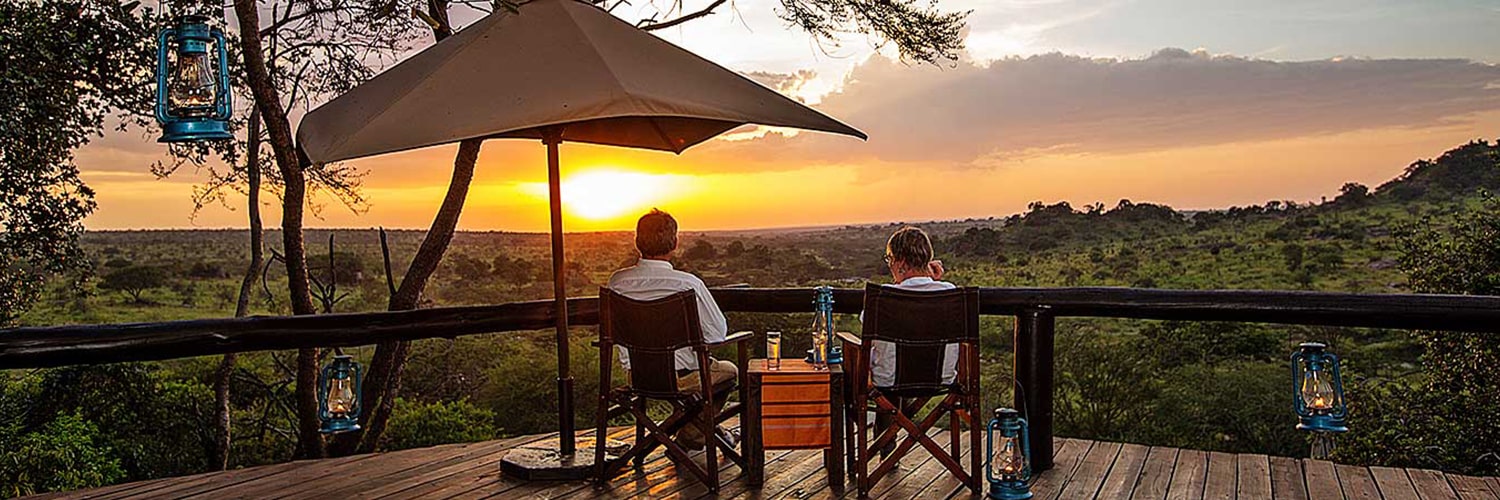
[593,288,752,492]
[840,283,982,498]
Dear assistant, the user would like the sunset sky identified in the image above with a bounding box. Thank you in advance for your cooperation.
[78,0,1500,232]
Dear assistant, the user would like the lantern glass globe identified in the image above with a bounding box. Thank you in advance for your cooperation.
[1300,368,1337,411]
[169,51,216,112]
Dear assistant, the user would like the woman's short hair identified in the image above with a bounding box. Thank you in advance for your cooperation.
[886,226,933,268]
[635,209,678,257]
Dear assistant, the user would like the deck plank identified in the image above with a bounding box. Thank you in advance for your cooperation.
[1202,452,1237,500]
[1337,464,1383,500]
[1406,469,1458,500]
[1096,443,1149,499]
[1164,449,1207,500]
[1032,439,1094,500]
[1059,441,1123,500]
[1130,447,1178,500]
[1303,460,1344,500]
[910,429,981,500]
[1448,475,1500,500]
[1235,454,1271,499]
[282,439,517,499]
[1370,466,1422,500]
[880,431,971,499]
[795,429,949,500]
[30,433,1500,500]
[728,448,828,499]
[1267,456,1307,500]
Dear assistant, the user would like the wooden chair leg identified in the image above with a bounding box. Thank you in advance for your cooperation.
[632,398,646,468]
[593,393,611,483]
[704,403,718,492]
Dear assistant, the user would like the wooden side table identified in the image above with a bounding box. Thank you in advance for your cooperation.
[744,358,845,491]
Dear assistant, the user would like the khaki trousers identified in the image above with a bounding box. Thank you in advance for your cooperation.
[674,359,738,448]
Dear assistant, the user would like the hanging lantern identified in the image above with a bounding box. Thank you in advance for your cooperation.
[155,15,232,142]
[318,354,363,434]
[1291,342,1348,433]
[987,407,1033,500]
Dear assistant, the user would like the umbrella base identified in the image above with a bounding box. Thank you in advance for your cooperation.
[500,437,626,481]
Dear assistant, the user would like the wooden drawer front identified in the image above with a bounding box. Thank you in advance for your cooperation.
[763,382,829,403]
[763,402,828,417]
[763,416,832,449]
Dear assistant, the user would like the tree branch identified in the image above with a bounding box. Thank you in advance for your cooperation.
[640,0,729,31]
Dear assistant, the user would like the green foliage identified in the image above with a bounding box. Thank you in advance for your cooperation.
[1337,193,1500,474]
[381,399,497,451]
[0,414,125,498]
[308,251,365,284]
[24,365,214,481]
[98,265,171,303]
[0,0,155,324]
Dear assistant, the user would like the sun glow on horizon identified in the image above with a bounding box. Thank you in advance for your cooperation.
[521,169,687,224]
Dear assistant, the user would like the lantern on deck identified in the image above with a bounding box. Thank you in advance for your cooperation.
[318,354,363,434]
[155,15,232,142]
[987,407,1033,500]
[1291,342,1347,433]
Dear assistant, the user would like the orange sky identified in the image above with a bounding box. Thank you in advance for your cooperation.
[78,108,1500,232]
[75,14,1500,233]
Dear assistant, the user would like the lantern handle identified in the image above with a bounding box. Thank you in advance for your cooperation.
[212,28,233,121]
[154,27,176,125]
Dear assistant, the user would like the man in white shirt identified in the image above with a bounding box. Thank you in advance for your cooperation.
[607,209,733,450]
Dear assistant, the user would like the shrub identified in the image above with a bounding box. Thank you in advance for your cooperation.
[0,414,124,498]
[382,399,497,451]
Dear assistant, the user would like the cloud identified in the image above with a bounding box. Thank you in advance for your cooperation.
[706,48,1500,166]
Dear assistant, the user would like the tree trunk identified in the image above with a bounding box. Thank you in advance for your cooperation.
[210,109,265,470]
[232,0,324,459]
[330,138,481,455]
[327,0,472,456]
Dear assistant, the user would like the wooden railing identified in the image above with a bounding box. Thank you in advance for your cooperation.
[4,287,1499,471]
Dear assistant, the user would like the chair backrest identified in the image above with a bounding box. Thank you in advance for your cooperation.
[860,282,980,390]
[599,287,706,397]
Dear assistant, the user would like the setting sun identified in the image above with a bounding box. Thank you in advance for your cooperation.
[523,169,686,223]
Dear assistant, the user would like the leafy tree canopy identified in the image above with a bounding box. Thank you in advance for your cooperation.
[0,0,155,324]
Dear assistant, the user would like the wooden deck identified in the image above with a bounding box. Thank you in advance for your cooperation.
[30,428,1500,500]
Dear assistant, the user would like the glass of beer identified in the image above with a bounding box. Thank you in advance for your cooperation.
[766,331,782,370]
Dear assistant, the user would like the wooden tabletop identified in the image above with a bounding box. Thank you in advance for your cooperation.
[748,358,843,374]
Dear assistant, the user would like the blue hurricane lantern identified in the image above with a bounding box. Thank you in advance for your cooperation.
[318,354,363,434]
[987,408,1033,500]
[155,15,232,142]
[807,286,842,364]
[1291,342,1348,433]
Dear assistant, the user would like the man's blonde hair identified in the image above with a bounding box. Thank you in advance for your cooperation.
[886,226,933,269]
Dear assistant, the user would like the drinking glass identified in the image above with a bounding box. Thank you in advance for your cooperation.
[766,331,782,370]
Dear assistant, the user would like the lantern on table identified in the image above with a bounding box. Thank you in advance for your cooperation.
[318,354,363,434]
[987,407,1032,500]
[807,286,841,367]
[155,15,232,142]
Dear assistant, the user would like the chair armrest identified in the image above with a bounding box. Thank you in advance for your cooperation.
[835,331,861,346]
[708,331,754,347]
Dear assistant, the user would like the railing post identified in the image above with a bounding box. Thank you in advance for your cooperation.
[1014,307,1056,472]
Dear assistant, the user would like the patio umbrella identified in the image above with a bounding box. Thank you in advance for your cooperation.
[296,0,865,478]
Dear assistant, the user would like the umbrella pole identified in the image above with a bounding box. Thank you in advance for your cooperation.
[545,130,575,456]
[500,128,604,481]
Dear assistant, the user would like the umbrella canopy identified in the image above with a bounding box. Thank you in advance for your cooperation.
[297,0,865,164]
[295,0,865,476]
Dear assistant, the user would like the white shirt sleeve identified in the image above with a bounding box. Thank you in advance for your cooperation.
[692,279,729,344]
